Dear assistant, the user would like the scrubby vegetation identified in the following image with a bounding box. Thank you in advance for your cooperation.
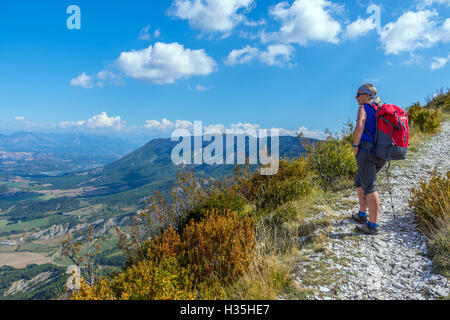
[408,88,449,135]
[408,102,441,134]
[409,169,450,277]
[73,208,255,300]
[425,88,450,112]
[298,122,357,191]
[69,127,353,300]
[236,158,313,215]
[69,88,449,300]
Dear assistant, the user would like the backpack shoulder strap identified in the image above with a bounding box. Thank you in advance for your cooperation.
[362,103,378,144]
[369,102,379,112]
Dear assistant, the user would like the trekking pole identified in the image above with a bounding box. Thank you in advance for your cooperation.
[385,160,396,220]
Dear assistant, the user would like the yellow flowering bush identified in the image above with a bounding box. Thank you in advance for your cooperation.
[72,208,255,300]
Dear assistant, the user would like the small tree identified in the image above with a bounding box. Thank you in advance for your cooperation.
[61,226,105,287]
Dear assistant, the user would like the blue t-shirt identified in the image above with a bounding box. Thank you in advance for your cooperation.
[360,103,377,143]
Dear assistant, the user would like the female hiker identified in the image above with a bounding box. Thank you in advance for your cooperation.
[352,83,386,235]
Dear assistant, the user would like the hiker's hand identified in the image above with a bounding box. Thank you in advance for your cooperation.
[354,147,359,157]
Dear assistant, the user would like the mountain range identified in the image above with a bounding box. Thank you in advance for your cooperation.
[0,132,142,177]
[32,134,318,208]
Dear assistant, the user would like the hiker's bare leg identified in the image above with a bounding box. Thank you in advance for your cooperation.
[366,191,380,223]
[357,187,368,213]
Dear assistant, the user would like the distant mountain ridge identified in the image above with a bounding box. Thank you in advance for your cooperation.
[38,134,319,205]
[0,132,141,157]
[0,132,143,177]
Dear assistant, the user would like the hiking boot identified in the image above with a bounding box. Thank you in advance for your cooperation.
[352,212,368,224]
[356,223,380,235]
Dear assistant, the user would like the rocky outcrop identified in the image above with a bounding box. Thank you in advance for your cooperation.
[31,224,71,240]
[30,215,130,241]
[4,271,55,296]
[93,215,130,238]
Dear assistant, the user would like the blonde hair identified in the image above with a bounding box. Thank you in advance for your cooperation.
[362,83,382,105]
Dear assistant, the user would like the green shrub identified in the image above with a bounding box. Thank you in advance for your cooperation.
[407,102,422,125]
[74,208,255,300]
[425,88,450,112]
[73,255,195,300]
[413,107,441,134]
[117,168,249,266]
[299,130,357,190]
[409,169,449,234]
[263,201,298,226]
[408,89,448,134]
[428,228,450,277]
[236,158,313,214]
[179,185,248,233]
[409,169,449,277]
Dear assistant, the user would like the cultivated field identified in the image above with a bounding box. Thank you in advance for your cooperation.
[0,251,51,268]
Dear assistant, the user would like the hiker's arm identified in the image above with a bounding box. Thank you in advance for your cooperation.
[353,106,367,153]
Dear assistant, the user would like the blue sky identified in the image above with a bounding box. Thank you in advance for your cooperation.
[1,0,449,140]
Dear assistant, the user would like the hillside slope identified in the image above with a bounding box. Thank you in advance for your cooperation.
[35,135,316,201]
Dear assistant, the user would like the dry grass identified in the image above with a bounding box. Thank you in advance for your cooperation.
[223,188,337,300]
[409,169,450,278]
[312,233,327,252]
[223,254,294,300]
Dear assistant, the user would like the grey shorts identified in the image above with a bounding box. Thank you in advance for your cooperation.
[354,142,387,195]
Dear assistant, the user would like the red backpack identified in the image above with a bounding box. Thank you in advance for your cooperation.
[366,103,410,161]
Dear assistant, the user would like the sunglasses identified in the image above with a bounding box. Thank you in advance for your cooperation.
[356,92,369,97]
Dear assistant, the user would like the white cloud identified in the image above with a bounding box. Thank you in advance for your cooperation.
[431,54,450,70]
[225,45,259,65]
[70,71,122,89]
[2,115,326,141]
[143,120,269,137]
[262,0,342,46]
[196,85,213,91]
[402,53,425,66]
[225,44,295,67]
[379,10,448,55]
[168,0,254,33]
[60,112,126,131]
[138,26,161,40]
[296,126,327,140]
[138,25,151,40]
[14,116,25,121]
[251,126,326,140]
[239,30,260,40]
[70,72,93,89]
[116,42,217,84]
[84,112,125,130]
[259,44,295,66]
[244,19,266,27]
[230,122,260,132]
[442,18,450,42]
[60,120,87,128]
[417,0,450,9]
[144,119,195,132]
[344,16,376,40]
[204,124,226,134]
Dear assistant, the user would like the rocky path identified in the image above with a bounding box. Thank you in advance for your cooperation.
[293,122,449,300]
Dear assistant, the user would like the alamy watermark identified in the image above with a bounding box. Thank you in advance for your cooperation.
[64,4,383,34]
[66,5,81,30]
[171,121,280,176]
[367,4,382,35]
[66,265,81,290]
